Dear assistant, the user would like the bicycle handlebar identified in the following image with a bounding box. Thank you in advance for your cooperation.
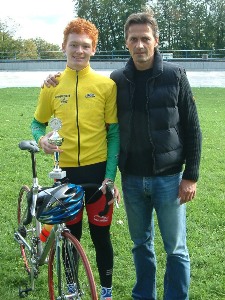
[19,141,115,221]
[99,181,115,216]
[79,182,114,216]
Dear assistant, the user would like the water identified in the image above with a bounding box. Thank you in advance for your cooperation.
[0,70,225,88]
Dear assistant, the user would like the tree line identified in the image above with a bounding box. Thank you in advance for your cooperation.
[1,0,225,59]
[0,18,63,60]
[74,0,225,51]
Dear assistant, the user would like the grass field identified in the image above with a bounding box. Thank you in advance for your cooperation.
[0,87,225,299]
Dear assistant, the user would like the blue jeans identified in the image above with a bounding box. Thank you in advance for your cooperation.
[121,173,190,300]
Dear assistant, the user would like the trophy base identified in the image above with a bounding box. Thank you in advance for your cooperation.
[49,170,66,180]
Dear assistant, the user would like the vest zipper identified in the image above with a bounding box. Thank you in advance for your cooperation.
[146,78,156,173]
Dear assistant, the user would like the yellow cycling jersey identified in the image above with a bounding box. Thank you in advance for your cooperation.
[34,64,118,167]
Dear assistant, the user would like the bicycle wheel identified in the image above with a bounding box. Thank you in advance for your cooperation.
[48,230,97,300]
[17,185,36,275]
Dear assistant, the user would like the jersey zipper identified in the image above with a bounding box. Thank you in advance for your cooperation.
[75,71,81,166]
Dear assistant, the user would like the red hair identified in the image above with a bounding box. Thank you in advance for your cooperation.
[63,18,98,49]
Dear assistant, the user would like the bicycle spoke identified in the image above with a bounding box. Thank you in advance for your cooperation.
[48,230,97,300]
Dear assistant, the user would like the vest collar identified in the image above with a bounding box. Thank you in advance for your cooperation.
[124,49,163,81]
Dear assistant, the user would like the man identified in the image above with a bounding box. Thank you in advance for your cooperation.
[110,9,202,300]
[43,9,202,300]
[32,18,119,300]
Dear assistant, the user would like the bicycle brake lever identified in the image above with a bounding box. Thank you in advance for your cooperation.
[98,181,114,216]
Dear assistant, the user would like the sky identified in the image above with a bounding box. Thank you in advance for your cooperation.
[1,0,75,47]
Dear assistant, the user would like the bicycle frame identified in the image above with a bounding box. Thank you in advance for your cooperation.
[30,147,39,217]
[15,141,99,299]
[39,223,69,265]
[14,142,62,294]
[15,216,70,294]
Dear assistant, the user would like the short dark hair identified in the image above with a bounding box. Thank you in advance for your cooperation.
[124,9,159,41]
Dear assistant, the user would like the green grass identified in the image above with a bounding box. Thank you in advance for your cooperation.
[0,87,225,299]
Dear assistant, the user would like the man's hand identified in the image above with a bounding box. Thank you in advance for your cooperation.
[41,72,61,88]
[39,132,63,154]
[178,179,197,204]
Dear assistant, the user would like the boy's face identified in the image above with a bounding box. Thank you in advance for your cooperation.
[63,33,96,71]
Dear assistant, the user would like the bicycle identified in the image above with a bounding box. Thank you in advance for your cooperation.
[14,140,115,300]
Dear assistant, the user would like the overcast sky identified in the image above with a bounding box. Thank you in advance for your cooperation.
[1,0,75,47]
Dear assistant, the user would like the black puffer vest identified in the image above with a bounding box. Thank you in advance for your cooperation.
[111,50,186,175]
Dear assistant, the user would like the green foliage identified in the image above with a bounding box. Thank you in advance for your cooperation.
[1,0,225,55]
[0,87,225,299]
[0,18,22,59]
[31,38,64,59]
[16,40,39,59]
[0,20,62,60]
[73,0,148,50]
[73,0,225,51]
[153,0,225,50]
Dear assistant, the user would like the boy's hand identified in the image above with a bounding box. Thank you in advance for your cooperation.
[39,132,63,154]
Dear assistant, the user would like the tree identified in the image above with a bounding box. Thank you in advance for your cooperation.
[1,1,225,58]
[17,39,38,59]
[73,0,225,52]
[207,0,225,49]
[0,18,21,58]
[31,38,63,59]
[153,0,225,51]
[0,17,18,41]
[0,18,63,59]
[73,0,147,51]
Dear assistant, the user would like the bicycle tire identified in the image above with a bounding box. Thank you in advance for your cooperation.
[48,230,98,300]
[17,185,36,275]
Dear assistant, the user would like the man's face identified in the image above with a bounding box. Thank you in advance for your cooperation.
[63,33,95,71]
[126,23,159,70]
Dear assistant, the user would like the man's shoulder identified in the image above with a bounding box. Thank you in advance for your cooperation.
[110,67,125,82]
[161,61,187,81]
[163,61,185,73]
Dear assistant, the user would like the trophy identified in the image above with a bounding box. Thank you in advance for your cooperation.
[48,118,66,179]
